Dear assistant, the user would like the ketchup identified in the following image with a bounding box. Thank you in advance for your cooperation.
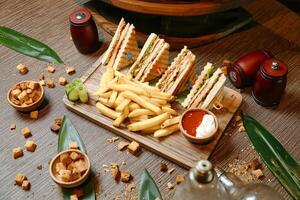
[182,110,207,137]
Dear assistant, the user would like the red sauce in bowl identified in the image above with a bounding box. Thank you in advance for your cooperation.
[182,110,207,137]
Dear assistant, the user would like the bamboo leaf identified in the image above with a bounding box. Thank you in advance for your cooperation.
[58,115,95,200]
[0,26,64,64]
[242,112,300,199]
[138,169,162,200]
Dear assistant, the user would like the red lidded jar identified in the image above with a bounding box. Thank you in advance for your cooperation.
[228,50,273,89]
[69,8,100,54]
[252,58,288,107]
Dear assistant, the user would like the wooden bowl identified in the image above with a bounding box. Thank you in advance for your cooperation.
[49,149,91,188]
[7,80,44,112]
[179,108,218,144]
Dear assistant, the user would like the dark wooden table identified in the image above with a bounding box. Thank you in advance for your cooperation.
[0,0,299,199]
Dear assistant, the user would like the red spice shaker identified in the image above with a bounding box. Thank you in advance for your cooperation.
[228,50,273,88]
[252,58,288,107]
[69,8,100,54]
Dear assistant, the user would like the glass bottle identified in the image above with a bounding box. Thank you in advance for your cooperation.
[216,167,284,200]
[173,160,229,200]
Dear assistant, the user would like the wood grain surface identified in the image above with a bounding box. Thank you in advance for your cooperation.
[0,0,299,199]
[63,54,242,169]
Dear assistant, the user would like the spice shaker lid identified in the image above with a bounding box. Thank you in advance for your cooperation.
[261,58,288,78]
[69,8,92,25]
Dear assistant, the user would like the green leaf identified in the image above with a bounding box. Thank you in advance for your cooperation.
[138,169,163,200]
[242,112,300,199]
[58,115,95,200]
[0,26,64,64]
[175,90,189,104]
[58,116,86,153]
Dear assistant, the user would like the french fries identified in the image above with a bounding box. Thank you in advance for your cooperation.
[94,68,180,138]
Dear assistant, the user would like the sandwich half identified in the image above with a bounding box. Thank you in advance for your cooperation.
[128,33,170,82]
[183,65,226,109]
[156,46,196,95]
[101,18,139,70]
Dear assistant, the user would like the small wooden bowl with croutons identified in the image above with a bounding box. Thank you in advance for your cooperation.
[49,149,91,188]
[7,80,45,112]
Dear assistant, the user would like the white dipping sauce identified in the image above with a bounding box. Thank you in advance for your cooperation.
[196,114,215,138]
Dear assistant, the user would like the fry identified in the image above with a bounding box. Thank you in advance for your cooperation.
[113,106,129,127]
[150,98,167,105]
[128,102,140,111]
[116,99,131,112]
[130,115,149,122]
[128,109,155,118]
[98,97,110,107]
[140,125,161,134]
[114,94,125,108]
[154,124,179,138]
[141,96,160,107]
[122,91,161,115]
[98,91,112,98]
[109,84,148,96]
[98,67,114,94]
[162,106,178,116]
[128,113,170,131]
[96,102,120,119]
[161,116,180,128]
[108,91,118,107]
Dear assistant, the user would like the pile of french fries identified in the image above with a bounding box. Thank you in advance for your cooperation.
[93,67,180,138]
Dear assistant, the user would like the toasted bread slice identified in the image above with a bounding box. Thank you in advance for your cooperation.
[156,46,195,95]
[113,24,139,70]
[102,18,126,65]
[182,63,214,108]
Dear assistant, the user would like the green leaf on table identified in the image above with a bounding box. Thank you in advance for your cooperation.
[0,26,64,64]
[138,169,163,200]
[58,115,95,200]
[242,112,300,199]
[58,115,86,153]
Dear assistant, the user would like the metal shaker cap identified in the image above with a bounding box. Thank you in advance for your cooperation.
[191,160,214,184]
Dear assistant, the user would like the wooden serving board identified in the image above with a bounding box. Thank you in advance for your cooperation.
[63,56,242,169]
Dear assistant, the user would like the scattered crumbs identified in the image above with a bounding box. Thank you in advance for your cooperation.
[30,110,39,119]
[121,161,126,166]
[238,126,245,133]
[176,175,185,184]
[46,79,55,88]
[59,77,67,86]
[37,165,43,170]
[17,64,28,75]
[47,65,56,73]
[65,66,76,75]
[160,163,168,172]
[117,141,130,151]
[10,124,16,130]
[107,137,119,143]
[126,183,136,192]
[39,72,44,80]
[167,168,175,174]
[39,80,46,86]
[166,182,174,190]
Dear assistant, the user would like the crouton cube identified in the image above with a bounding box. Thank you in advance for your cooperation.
[58,169,71,182]
[127,141,140,155]
[22,127,32,138]
[13,147,23,159]
[17,64,28,75]
[167,182,174,190]
[24,98,33,105]
[18,90,28,102]
[15,173,27,186]
[252,169,264,178]
[54,118,63,126]
[24,140,37,152]
[30,111,39,119]
[47,65,56,73]
[111,166,120,181]
[120,170,131,183]
[70,169,81,181]
[22,180,30,191]
[69,141,78,149]
[74,159,88,174]
[67,162,75,171]
[27,81,38,90]
[117,141,129,151]
[47,79,55,88]
[176,175,185,184]
[60,153,72,166]
[39,80,46,86]
[55,162,66,173]
[160,163,168,172]
[65,66,76,75]
[26,89,33,94]
[10,123,16,130]
[59,77,67,86]
[70,194,78,200]
[70,152,81,160]
[11,89,22,98]
[50,123,60,133]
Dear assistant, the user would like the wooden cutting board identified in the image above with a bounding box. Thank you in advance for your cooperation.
[63,56,242,169]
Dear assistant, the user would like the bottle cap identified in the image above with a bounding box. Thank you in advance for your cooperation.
[261,58,288,78]
[69,8,92,25]
[191,160,214,184]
